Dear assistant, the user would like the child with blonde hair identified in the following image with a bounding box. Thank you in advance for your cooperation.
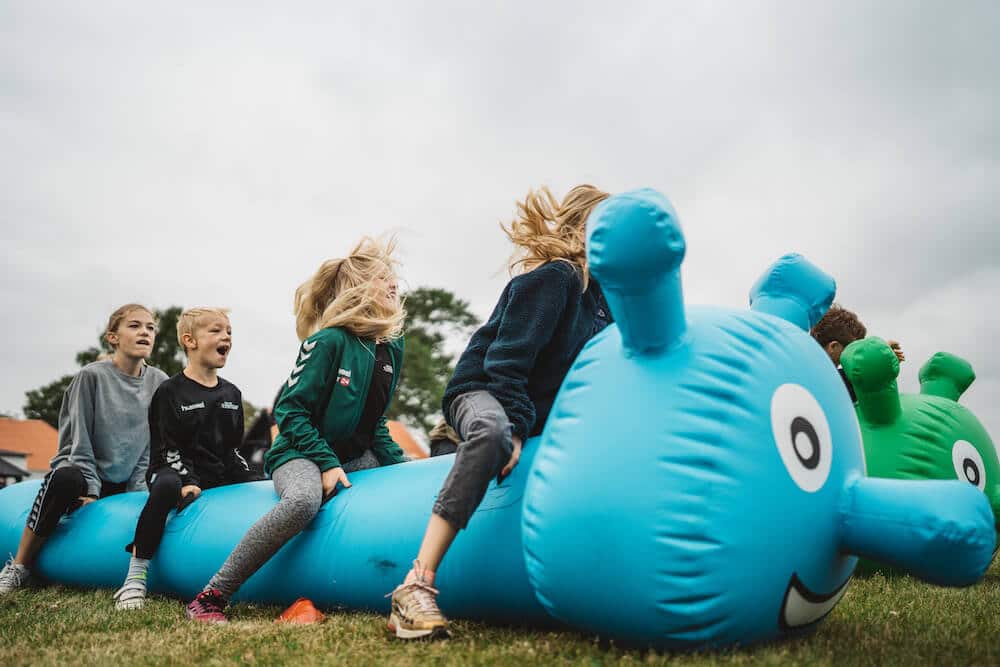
[114,308,260,610]
[387,185,613,639]
[0,304,168,594]
[186,237,408,622]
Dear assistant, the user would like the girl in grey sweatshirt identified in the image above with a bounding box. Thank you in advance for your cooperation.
[0,304,168,595]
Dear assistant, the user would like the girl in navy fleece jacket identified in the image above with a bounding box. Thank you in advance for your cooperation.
[387,185,613,640]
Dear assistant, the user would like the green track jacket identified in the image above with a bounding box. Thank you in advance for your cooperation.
[264,327,406,475]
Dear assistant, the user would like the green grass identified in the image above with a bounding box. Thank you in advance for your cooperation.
[3,566,1000,666]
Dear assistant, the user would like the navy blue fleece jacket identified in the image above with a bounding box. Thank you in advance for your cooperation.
[442,261,612,440]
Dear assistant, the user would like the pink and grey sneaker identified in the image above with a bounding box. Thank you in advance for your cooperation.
[186,588,228,623]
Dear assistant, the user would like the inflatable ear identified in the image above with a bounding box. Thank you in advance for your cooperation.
[920,352,976,401]
[748,254,835,331]
[839,476,995,586]
[841,337,901,425]
[587,188,686,356]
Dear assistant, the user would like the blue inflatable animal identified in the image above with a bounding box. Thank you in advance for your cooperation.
[522,188,995,649]
[0,188,993,651]
[0,454,547,623]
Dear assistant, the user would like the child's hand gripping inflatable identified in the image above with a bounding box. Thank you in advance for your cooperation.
[522,188,995,650]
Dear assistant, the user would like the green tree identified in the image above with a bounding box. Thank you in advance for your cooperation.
[23,306,187,428]
[387,287,479,433]
[23,376,74,428]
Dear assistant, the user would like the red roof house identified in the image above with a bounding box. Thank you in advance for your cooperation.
[0,418,58,474]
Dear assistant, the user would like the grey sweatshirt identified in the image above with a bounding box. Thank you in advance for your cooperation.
[50,360,169,496]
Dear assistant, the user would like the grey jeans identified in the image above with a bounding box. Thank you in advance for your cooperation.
[433,390,514,530]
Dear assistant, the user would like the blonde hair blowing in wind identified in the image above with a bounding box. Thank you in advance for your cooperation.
[503,184,610,289]
[294,236,405,342]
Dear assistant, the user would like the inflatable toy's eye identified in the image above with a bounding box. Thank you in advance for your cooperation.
[952,440,986,492]
[771,384,832,492]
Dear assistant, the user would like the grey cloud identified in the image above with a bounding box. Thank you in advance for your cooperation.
[1,2,997,441]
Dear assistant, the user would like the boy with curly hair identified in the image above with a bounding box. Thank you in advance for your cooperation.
[811,304,904,401]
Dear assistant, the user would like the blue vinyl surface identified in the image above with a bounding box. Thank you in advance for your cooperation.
[0,449,548,623]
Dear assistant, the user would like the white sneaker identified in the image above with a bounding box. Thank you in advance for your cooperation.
[113,585,147,610]
[0,558,31,595]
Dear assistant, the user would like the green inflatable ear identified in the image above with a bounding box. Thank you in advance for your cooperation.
[919,352,976,401]
[841,337,901,426]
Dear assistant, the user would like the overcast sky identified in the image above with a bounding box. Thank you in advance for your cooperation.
[2,1,998,440]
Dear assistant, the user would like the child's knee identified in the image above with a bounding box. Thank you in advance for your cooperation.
[50,465,87,494]
[465,411,511,452]
[148,471,182,503]
[281,487,322,525]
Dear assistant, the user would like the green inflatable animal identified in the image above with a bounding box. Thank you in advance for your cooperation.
[841,338,1000,537]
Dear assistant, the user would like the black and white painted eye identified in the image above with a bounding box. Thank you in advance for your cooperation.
[952,440,986,492]
[771,384,833,492]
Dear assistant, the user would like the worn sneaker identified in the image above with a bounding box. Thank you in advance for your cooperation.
[387,573,450,640]
[185,588,228,623]
[0,558,31,595]
[113,584,146,611]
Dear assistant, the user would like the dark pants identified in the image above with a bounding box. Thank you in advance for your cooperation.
[127,464,270,558]
[433,390,514,530]
[128,469,183,559]
[27,465,127,538]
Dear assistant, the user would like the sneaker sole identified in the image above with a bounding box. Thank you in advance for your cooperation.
[115,600,146,611]
[186,610,228,624]
[0,578,32,595]
[388,612,450,640]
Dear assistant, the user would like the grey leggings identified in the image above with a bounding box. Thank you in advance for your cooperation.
[206,450,377,599]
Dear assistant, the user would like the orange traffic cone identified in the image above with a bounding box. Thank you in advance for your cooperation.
[277,597,326,624]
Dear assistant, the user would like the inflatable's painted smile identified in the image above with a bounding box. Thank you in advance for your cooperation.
[779,573,851,631]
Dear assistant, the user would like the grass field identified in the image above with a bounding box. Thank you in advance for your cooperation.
[2,565,999,666]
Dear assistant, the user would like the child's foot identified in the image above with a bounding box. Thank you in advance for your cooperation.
[387,578,450,640]
[113,584,147,610]
[0,559,31,595]
[186,588,228,623]
[115,556,149,610]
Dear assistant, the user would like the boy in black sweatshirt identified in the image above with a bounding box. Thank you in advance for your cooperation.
[810,304,904,402]
[114,307,260,610]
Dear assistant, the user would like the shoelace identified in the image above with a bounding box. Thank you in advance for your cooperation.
[0,559,26,587]
[192,591,224,613]
[405,581,442,615]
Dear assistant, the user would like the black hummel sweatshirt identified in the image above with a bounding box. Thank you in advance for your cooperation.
[148,373,258,488]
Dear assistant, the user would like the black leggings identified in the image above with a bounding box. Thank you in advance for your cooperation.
[27,465,127,538]
[128,469,183,559]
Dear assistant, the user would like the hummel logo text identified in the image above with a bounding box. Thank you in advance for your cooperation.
[181,402,206,411]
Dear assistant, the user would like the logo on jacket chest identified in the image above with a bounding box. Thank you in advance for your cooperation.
[338,368,351,387]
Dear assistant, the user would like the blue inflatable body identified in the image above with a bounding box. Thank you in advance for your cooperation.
[0,451,548,624]
[521,189,995,649]
[0,187,993,650]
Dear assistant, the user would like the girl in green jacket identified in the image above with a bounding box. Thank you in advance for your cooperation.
[186,237,407,623]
